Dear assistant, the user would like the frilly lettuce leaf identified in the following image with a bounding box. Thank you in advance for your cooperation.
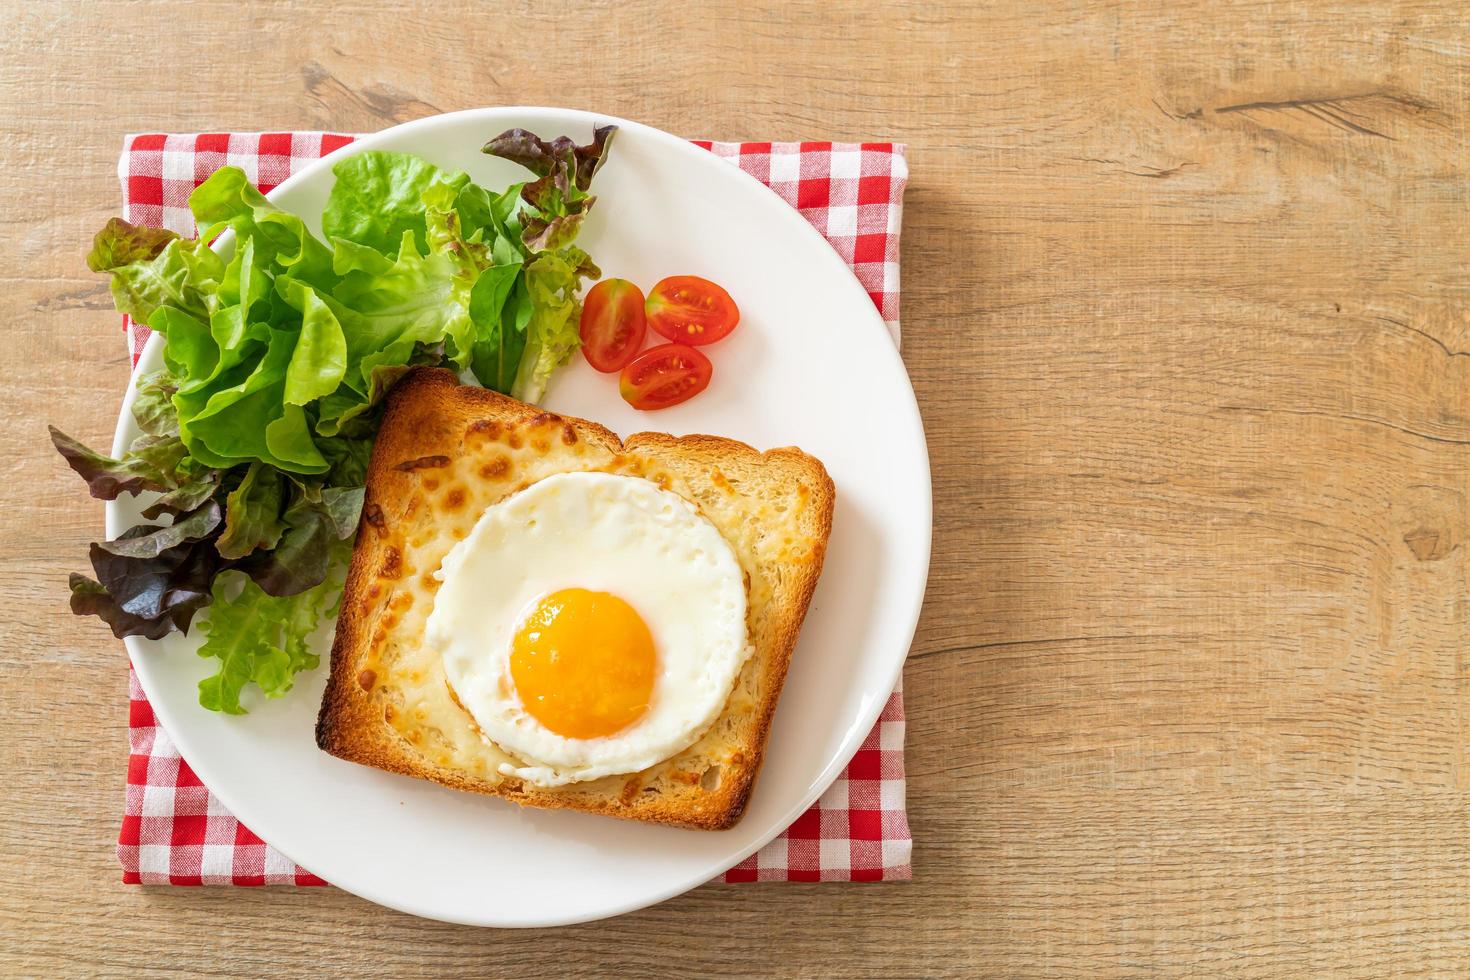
[482,125,615,190]
[320,435,373,487]
[76,521,222,639]
[175,326,329,474]
[479,126,613,398]
[50,426,182,500]
[90,227,223,323]
[484,125,614,254]
[322,151,469,258]
[130,371,181,437]
[87,218,178,274]
[215,462,285,560]
[94,500,221,559]
[196,563,342,714]
[237,484,361,597]
[218,231,272,313]
[510,248,599,403]
[326,232,476,375]
[312,340,446,440]
[419,178,525,393]
[70,570,211,642]
[140,472,219,521]
[150,306,219,380]
[189,168,336,290]
[283,287,347,406]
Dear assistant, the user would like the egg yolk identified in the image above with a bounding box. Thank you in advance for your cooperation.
[509,588,656,740]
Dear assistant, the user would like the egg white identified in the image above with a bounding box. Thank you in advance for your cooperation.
[425,471,750,788]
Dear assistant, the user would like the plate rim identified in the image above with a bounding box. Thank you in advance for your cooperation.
[110,105,932,926]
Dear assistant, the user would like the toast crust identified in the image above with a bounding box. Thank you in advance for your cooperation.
[316,368,834,829]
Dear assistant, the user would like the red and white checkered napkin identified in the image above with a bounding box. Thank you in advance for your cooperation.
[116,132,911,886]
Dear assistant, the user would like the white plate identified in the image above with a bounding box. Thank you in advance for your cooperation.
[109,107,930,926]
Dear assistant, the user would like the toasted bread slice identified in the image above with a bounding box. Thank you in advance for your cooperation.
[316,368,834,829]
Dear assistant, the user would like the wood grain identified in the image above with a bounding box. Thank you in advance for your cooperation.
[2,0,1469,975]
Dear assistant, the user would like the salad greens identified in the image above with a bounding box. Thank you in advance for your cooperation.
[53,126,615,712]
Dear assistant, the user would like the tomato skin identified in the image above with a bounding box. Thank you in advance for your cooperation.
[580,279,647,372]
[619,343,713,410]
[645,276,739,346]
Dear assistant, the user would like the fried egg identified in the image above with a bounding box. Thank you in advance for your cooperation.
[425,471,749,788]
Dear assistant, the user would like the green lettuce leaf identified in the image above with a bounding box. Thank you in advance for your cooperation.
[290,232,474,388]
[330,237,396,278]
[218,231,272,312]
[150,306,219,381]
[470,269,530,393]
[215,462,285,560]
[196,566,340,714]
[189,167,338,291]
[420,177,528,392]
[510,249,597,403]
[87,218,224,326]
[178,327,329,474]
[320,436,374,487]
[322,152,468,257]
[283,287,348,406]
[131,371,181,437]
[95,234,224,324]
[313,342,445,439]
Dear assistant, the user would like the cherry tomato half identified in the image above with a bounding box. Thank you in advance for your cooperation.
[619,343,713,410]
[645,275,739,346]
[580,279,648,372]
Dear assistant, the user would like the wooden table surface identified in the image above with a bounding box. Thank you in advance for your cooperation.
[4,1,1469,975]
